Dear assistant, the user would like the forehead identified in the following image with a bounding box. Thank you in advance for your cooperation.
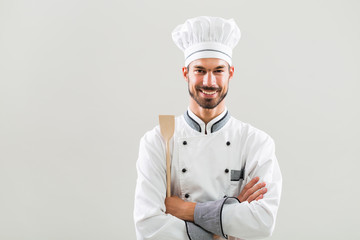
[188,58,228,69]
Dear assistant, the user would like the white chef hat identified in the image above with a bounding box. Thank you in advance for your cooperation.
[172,16,241,67]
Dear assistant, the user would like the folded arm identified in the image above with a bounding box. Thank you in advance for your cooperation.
[134,129,215,239]
[134,130,191,240]
[165,135,282,239]
[165,177,269,239]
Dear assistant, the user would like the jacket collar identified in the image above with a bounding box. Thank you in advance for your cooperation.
[183,107,230,134]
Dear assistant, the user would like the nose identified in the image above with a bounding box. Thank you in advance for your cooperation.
[203,71,216,87]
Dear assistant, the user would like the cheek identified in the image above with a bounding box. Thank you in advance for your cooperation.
[216,77,228,85]
[189,76,203,86]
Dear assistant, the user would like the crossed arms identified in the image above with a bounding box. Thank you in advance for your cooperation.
[134,129,282,240]
[165,176,267,222]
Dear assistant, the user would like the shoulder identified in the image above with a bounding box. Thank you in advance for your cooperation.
[140,124,163,147]
[137,125,166,170]
[228,116,275,147]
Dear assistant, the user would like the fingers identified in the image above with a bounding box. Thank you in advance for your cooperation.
[237,176,268,203]
[255,194,264,201]
[243,182,266,202]
[238,177,267,203]
[241,181,266,201]
[245,177,260,191]
[237,176,260,199]
[247,187,267,202]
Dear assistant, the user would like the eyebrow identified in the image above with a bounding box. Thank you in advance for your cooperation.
[193,65,226,70]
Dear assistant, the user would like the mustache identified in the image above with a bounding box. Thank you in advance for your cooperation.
[195,86,220,91]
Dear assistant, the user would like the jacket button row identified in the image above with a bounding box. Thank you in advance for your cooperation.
[225,168,229,173]
[182,168,187,173]
[185,193,190,198]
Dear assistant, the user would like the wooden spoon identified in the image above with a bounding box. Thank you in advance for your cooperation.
[159,115,175,197]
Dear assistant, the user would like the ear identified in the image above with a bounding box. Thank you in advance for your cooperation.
[182,66,189,83]
[229,66,235,81]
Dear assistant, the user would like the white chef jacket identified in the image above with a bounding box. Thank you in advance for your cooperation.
[134,107,282,240]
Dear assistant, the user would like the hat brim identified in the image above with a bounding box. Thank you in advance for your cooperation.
[185,50,232,67]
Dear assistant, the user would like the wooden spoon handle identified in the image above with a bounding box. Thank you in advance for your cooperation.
[166,140,171,197]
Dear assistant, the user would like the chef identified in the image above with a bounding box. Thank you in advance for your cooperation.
[133,16,282,240]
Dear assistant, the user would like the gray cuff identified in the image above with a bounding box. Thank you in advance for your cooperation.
[185,221,213,240]
[194,197,240,239]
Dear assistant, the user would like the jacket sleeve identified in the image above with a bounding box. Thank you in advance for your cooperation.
[133,128,213,240]
[193,133,282,239]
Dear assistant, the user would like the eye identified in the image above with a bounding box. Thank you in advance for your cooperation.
[194,70,205,73]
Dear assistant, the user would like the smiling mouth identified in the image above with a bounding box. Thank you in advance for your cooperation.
[200,89,218,95]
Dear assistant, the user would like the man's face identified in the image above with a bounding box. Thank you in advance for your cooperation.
[183,58,234,109]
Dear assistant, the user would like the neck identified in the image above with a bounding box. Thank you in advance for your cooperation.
[189,100,226,124]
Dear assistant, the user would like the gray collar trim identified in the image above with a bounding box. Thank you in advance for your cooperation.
[183,110,231,133]
[184,111,201,132]
[211,111,230,133]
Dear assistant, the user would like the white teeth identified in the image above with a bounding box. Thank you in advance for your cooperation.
[201,90,216,95]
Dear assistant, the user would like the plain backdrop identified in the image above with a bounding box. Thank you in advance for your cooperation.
[1,0,360,239]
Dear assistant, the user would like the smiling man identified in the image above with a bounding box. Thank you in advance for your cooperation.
[134,16,282,240]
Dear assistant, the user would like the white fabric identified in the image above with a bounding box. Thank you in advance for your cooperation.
[172,16,241,67]
[134,108,282,240]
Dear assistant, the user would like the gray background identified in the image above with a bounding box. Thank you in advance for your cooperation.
[1,0,359,239]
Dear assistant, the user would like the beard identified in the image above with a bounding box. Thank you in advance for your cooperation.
[188,82,229,109]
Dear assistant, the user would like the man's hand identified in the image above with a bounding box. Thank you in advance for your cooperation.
[237,176,267,203]
[165,196,196,222]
